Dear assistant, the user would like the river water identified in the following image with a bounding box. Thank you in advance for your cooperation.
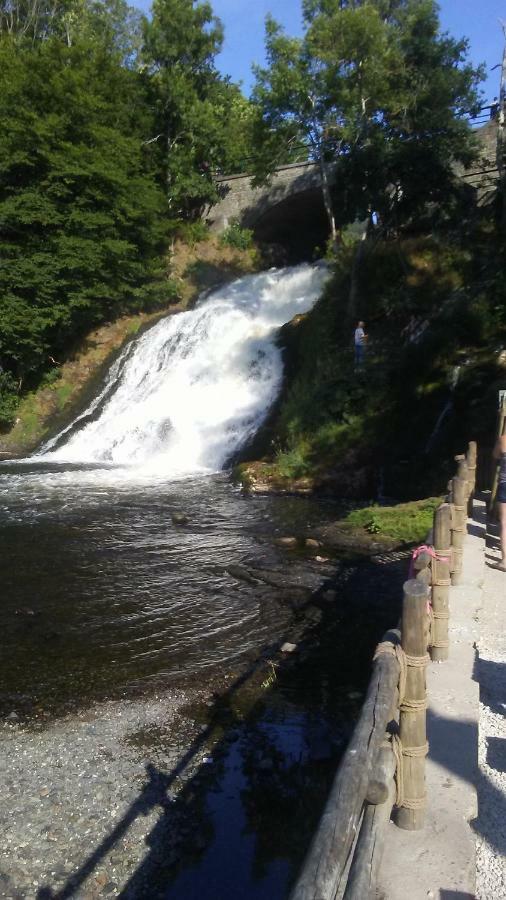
[0,464,341,718]
[0,264,332,718]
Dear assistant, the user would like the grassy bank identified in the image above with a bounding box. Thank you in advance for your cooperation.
[0,236,259,456]
[343,497,443,545]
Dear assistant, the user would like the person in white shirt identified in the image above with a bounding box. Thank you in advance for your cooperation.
[354,321,367,366]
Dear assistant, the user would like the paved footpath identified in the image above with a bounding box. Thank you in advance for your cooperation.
[379,498,506,900]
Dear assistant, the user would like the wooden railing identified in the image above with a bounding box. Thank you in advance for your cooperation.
[289,441,477,900]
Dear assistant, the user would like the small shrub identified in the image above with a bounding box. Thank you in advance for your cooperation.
[219,223,254,251]
[275,441,311,479]
[174,219,210,246]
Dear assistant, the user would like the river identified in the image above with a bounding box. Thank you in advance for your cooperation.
[0,264,403,898]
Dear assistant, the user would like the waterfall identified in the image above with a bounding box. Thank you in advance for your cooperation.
[37,263,328,476]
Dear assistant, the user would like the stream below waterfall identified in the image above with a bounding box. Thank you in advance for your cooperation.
[0,264,404,899]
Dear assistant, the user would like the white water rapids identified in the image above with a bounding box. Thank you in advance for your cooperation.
[37,263,328,476]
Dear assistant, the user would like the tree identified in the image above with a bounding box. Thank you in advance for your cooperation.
[252,0,484,239]
[0,26,168,391]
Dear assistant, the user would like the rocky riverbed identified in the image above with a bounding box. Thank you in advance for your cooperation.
[1,691,203,899]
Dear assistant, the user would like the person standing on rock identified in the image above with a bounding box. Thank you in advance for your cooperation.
[354,321,367,368]
[493,431,506,570]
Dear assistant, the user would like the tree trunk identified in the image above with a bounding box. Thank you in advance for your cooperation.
[319,156,336,241]
[347,218,369,321]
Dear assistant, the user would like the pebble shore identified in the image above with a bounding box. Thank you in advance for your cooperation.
[0,689,211,899]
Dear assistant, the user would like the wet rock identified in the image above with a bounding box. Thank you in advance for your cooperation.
[305,538,320,550]
[6,711,19,722]
[171,512,189,526]
[280,643,297,654]
[225,564,261,585]
[275,536,297,547]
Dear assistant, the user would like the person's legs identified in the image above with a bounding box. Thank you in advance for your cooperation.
[355,345,364,366]
[499,501,506,569]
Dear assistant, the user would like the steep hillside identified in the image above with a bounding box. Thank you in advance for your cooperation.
[235,215,506,500]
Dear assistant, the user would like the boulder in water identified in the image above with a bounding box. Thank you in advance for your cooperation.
[171,512,189,526]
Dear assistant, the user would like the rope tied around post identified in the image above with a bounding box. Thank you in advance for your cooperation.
[373,642,429,708]
[391,734,429,810]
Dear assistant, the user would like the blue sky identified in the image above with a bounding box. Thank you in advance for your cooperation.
[135,0,504,103]
[208,0,505,104]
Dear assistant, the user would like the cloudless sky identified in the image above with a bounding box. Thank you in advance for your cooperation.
[208,0,505,104]
[135,0,504,103]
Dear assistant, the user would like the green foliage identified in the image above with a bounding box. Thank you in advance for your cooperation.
[219,223,254,251]
[0,28,169,387]
[0,372,19,429]
[141,0,258,212]
[345,497,443,544]
[0,0,259,406]
[173,219,210,246]
[262,217,506,499]
[252,0,484,234]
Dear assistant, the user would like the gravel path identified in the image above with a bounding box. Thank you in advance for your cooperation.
[0,688,214,899]
[476,530,506,900]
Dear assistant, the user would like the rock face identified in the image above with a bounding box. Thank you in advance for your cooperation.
[233,459,374,500]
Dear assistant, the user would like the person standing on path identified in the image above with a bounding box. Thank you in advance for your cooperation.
[493,431,506,570]
[354,321,367,368]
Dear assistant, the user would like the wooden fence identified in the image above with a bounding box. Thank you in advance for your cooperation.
[289,441,477,900]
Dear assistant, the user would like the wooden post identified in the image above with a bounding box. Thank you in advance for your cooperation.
[394,579,429,831]
[466,442,477,494]
[413,551,432,587]
[431,504,452,662]
[450,476,466,586]
[455,455,470,499]
[466,441,478,517]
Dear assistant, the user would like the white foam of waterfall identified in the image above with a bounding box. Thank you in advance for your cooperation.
[37,263,328,476]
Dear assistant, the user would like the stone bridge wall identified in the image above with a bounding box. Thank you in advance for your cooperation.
[208,122,499,232]
[208,161,324,232]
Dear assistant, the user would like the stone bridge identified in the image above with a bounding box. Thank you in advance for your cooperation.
[207,120,500,248]
[208,160,328,232]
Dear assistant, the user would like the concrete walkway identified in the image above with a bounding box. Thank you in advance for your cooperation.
[378,497,505,900]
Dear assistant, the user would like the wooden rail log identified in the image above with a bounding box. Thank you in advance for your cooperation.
[394,579,430,831]
[431,504,452,662]
[289,632,400,900]
[450,476,467,586]
[343,744,396,900]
